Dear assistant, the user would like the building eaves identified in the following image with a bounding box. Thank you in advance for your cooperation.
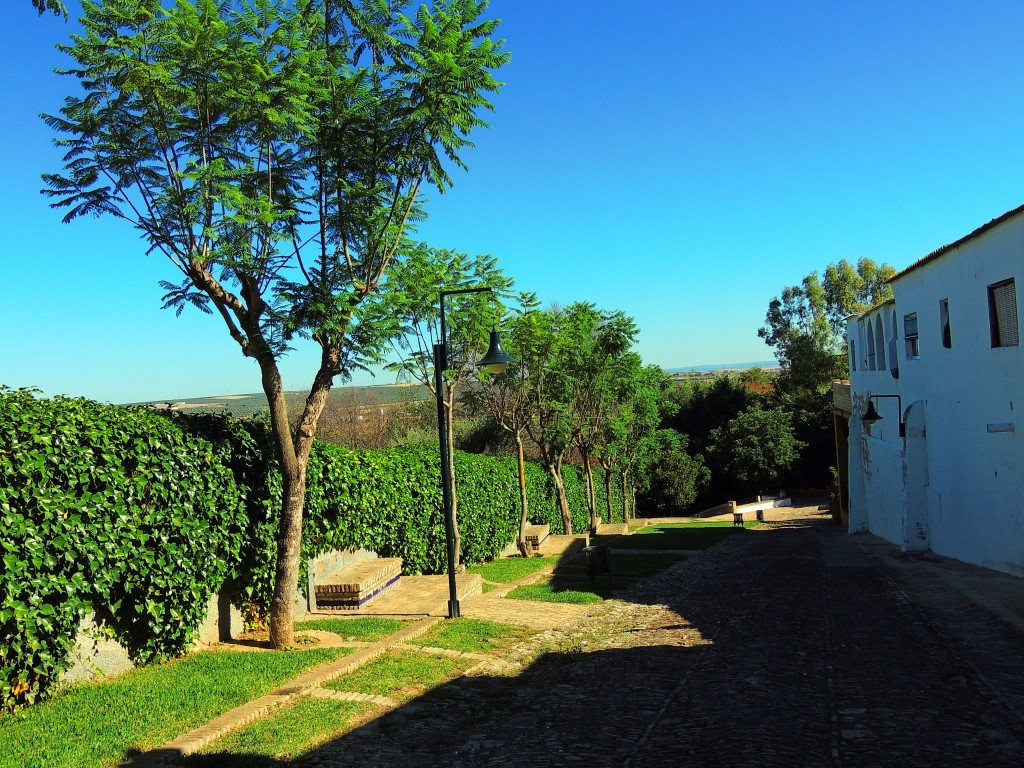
[890,203,1024,283]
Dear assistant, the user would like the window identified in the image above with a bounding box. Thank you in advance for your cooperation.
[850,339,857,372]
[866,322,876,370]
[875,315,886,370]
[904,313,919,359]
[888,310,898,368]
[939,299,952,349]
[988,279,1018,347]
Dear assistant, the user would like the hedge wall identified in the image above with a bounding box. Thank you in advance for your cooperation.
[0,391,619,712]
[0,389,247,712]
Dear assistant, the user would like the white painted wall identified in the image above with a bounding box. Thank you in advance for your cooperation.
[848,209,1024,576]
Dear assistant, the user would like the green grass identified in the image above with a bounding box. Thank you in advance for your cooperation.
[506,581,605,604]
[506,552,688,604]
[466,555,559,584]
[191,697,371,766]
[591,522,754,550]
[325,650,474,701]
[407,618,536,654]
[0,648,352,768]
[294,616,408,642]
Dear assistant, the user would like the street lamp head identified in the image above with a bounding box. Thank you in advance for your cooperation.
[861,399,882,425]
[478,329,517,374]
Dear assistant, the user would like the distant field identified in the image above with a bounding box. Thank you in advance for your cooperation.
[126,383,431,419]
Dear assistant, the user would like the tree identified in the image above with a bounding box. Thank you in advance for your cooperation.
[758,258,894,488]
[706,406,805,497]
[599,357,666,522]
[560,304,637,532]
[759,258,895,388]
[462,301,539,557]
[43,0,508,647]
[513,308,575,533]
[640,431,709,514]
[32,0,67,17]
[384,245,519,566]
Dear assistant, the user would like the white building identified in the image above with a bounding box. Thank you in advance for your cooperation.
[848,204,1024,577]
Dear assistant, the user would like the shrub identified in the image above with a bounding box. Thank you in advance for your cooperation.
[0,389,247,711]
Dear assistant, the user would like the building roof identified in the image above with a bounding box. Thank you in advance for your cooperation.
[890,203,1024,283]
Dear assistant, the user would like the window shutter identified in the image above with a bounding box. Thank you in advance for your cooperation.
[990,280,1018,347]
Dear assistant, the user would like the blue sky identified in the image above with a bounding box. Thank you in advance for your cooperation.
[3,0,1024,403]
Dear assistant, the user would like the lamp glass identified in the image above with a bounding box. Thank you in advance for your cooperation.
[478,329,516,374]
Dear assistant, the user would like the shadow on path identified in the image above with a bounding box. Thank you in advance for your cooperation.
[169,519,1024,767]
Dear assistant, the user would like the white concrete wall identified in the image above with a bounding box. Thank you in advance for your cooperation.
[848,209,1024,576]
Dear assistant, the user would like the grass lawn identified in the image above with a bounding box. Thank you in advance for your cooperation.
[189,697,371,766]
[592,521,755,550]
[0,647,351,768]
[325,650,475,702]
[506,581,605,604]
[467,555,560,584]
[406,618,536,654]
[506,552,688,604]
[294,616,408,643]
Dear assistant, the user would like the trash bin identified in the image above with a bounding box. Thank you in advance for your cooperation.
[582,544,611,585]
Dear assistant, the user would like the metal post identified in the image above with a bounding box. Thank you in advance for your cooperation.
[435,286,493,620]
[434,340,460,618]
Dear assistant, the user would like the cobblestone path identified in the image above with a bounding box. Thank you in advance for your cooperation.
[295,518,1024,767]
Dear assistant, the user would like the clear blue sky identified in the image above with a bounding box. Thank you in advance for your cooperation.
[4,0,1024,403]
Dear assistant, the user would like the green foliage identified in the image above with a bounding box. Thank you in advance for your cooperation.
[31,0,67,17]
[755,258,894,488]
[42,0,511,641]
[0,389,598,712]
[0,388,247,712]
[640,434,709,514]
[706,406,806,496]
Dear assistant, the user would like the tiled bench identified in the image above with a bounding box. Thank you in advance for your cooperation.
[315,557,403,611]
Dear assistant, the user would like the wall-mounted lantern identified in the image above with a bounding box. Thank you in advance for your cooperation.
[861,394,905,438]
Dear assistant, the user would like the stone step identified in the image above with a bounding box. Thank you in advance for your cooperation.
[315,557,403,611]
[524,524,550,552]
[596,522,629,536]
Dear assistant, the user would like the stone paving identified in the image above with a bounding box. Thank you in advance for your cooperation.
[149,511,1024,767]
[287,513,1024,767]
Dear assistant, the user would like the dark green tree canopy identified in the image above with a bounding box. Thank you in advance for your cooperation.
[33,0,68,17]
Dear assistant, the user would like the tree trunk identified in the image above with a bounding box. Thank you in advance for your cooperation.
[603,461,614,524]
[620,469,629,522]
[515,434,531,558]
[582,449,597,533]
[258,339,336,650]
[269,468,306,648]
[549,459,572,535]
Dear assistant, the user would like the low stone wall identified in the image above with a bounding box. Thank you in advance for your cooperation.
[736,497,793,514]
[62,590,242,685]
[61,547,377,685]
[693,500,736,518]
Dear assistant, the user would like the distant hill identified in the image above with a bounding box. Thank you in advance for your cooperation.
[663,360,778,373]
[125,383,431,418]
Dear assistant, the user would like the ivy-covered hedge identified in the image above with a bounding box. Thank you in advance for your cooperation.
[0,391,620,712]
[0,389,247,712]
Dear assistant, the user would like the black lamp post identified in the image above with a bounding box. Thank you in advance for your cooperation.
[861,394,905,438]
[434,287,516,619]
